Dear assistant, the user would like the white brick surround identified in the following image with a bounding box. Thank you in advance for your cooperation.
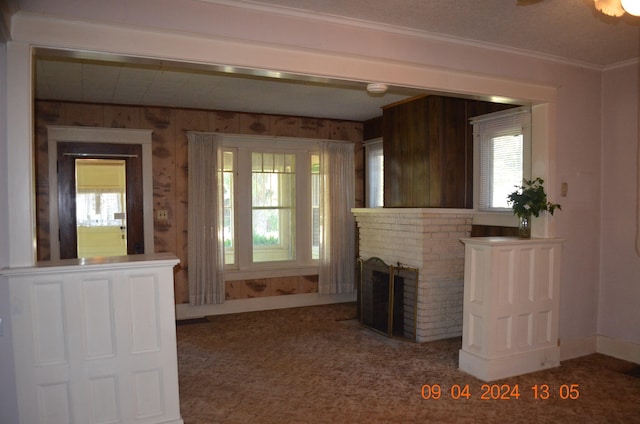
[352,208,473,342]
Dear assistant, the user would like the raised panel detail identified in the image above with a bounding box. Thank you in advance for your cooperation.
[468,248,483,303]
[89,376,120,424]
[33,282,67,365]
[535,247,553,301]
[469,313,483,351]
[519,248,535,303]
[82,278,115,359]
[129,274,160,353]
[537,310,553,344]
[497,249,514,305]
[495,315,512,352]
[134,369,164,419]
[37,382,71,424]
[517,313,533,348]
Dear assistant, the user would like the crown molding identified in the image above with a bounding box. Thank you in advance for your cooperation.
[200,0,620,71]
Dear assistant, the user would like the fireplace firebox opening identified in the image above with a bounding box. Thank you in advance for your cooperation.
[358,257,418,342]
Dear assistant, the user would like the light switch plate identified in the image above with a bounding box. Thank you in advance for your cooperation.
[561,182,568,197]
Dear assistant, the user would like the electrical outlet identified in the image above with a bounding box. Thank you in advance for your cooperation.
[157,210,168,220]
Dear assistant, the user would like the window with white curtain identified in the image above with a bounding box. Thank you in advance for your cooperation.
[221,139,320,270]
[471,106,531,211]
[188,132,355,304]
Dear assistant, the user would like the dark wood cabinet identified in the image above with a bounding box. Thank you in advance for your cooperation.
[382,95,514,208]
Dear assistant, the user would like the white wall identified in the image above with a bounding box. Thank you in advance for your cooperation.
[0,34,7,271]
[0,38,20,424]
[554,67,605,347]
[599,64,640,350]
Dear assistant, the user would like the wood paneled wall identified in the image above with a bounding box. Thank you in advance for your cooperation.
[382,95,515,208]
[34,101,364,303]
[470,225,518,237]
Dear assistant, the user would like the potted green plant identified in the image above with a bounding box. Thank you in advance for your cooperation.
[507,177,561,238]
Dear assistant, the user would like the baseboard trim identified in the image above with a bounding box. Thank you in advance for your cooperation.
[559,335,597,361]
[597,335,640,364]
[559,335,640,365]
[175,292,356,320]
[459,347,560,382]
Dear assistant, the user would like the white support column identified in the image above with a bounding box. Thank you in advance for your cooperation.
[6,41,35,267]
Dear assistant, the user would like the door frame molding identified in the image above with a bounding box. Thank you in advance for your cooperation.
[47,126,154,261]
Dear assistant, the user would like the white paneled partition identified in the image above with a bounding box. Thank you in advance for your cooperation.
[459,237,563,382]
[1,253,183,424]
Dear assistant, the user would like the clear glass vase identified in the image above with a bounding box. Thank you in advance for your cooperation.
[518,215,531,239]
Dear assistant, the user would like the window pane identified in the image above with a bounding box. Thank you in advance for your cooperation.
[252,152,262,172]
[274,153,285,172]
[76,192,125,226]
[365,141,384,207]
[285,154,296,172]
[223,150,234,171]
[223,150,235,265]
[473,107,530,211]
[263,153,274,172]
[252,153,295,262]
[252,208,288,245]
[252,173,294,207]
[311,154,320,260]
[491,134,523,208]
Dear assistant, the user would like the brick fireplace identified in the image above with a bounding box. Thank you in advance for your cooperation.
[352,208,473,342]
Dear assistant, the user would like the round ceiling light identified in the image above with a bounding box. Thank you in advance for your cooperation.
[594,0,625,16]
[621,0,640,15]
[367,83,388,94]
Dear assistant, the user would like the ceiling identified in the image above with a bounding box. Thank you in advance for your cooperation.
[241,0,640,66]
[34,53,421,122]
[16,0,640,121]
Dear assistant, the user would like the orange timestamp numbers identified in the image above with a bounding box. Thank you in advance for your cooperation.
[531,384,580,400]
[421,383,580,400]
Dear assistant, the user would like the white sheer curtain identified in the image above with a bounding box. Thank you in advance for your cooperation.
[318,141,356,294]
[187,132,225,305]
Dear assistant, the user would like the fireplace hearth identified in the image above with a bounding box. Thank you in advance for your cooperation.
[358,257,418,341]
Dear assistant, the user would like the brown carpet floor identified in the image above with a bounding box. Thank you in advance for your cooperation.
[177,303,640,423]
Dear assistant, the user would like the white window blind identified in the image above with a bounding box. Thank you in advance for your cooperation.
[471,106,531,211]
